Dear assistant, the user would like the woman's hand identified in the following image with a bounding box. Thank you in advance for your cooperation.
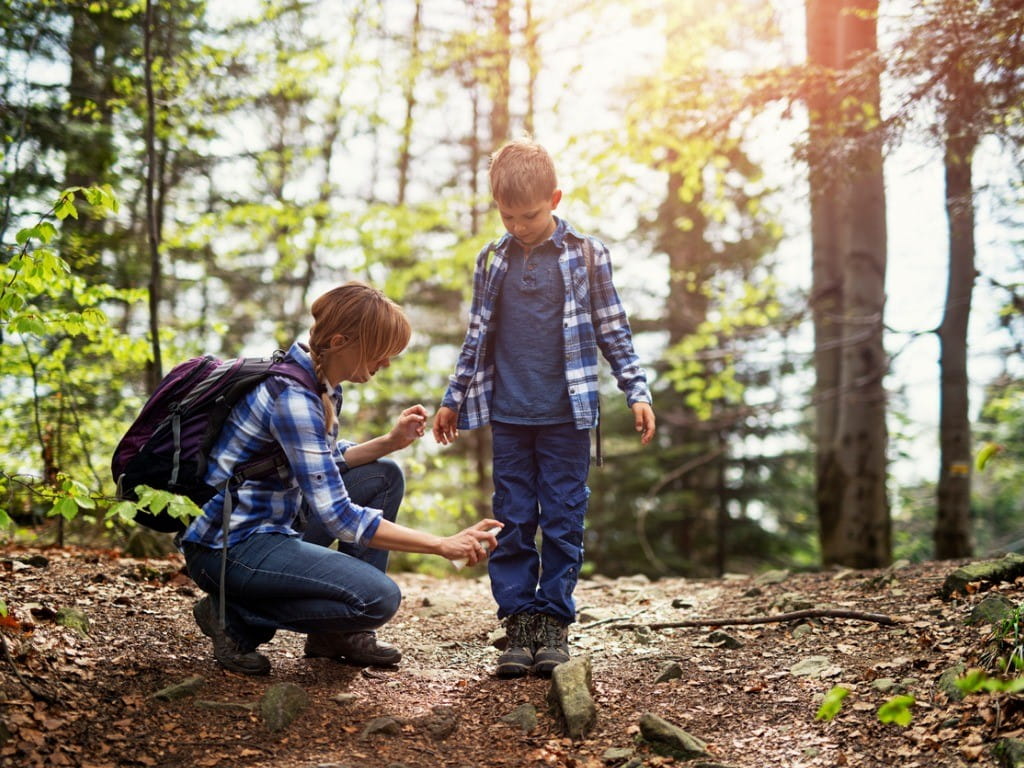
[436,519,502,566]
[389,405,428,449]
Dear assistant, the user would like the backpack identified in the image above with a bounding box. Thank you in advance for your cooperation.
[112,349,320,533]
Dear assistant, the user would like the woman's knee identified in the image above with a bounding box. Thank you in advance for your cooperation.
[365,576,402,624]
[377,458,405,496]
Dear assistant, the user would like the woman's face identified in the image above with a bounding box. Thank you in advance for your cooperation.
[323,334,393,385]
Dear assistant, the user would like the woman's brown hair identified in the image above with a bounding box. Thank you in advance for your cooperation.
[308,281,411,430]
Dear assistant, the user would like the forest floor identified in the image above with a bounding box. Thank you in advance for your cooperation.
[1,545,1022,768]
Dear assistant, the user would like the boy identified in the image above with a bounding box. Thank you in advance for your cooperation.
[433,138,655,678]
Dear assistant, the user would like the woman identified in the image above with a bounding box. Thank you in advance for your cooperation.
[180,282,500,675]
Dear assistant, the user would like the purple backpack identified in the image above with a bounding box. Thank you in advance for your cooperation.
[111,350,319,532]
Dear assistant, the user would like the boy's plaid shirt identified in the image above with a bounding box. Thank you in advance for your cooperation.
[441,219,652,431]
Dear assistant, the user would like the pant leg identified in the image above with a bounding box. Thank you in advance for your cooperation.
[300,458,404,573]
[533,422,590,624]
[488,422,541,620]
[184,533,402,648]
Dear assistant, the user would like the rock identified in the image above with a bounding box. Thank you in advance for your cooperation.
[969,594,1017,626]
[414,705,458,740]
[547,655,597,738]
[772,592,814,612]
[22,554,49,568]
[706,630,742,649]
[655,662,684,684]
[941,554,1024,600]
[332,693,359,705]
[638,712,708,759]
[871,677,898,693]
[261,682,309,732]
[936,663,968,701]
[995,738,1024,767]
[790,656,841,679]
[362,716,402,737]
[55,607,90,637]
[149,675,204,701]
[791,623,815,639]
[501,703,538,732]
[755,569,790,585]
[602,746,634,763]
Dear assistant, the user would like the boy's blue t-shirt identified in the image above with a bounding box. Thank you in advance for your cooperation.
[491,219,574,425]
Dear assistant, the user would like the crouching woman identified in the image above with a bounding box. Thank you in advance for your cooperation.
[180,281,499,675]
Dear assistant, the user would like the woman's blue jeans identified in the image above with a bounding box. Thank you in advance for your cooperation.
[183,459,405,650]
[488,421,590,625]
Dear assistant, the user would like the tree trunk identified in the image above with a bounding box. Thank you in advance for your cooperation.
[143,0,163,389]
[805,0,845,558]
[396,0,422,207]
[831,0,890,567]
[934,76,977,559]
[808,0,891,567]
[489,0,511,149]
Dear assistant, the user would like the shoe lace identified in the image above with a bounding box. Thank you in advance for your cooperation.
[506,614,533,647]
[538,616,566,648]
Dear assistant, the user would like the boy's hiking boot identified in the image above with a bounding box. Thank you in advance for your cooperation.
[532,614,570,676]
[192,596,271,676]
[495,613,535,678]
[304,630,402,667]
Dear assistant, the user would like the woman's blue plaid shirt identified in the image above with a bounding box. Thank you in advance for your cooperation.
[180,342,382,550]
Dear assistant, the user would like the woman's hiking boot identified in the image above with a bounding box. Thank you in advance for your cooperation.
[192,596,271,676]
[304,630,402,667]
[495,613,535,678]
[532,614,570,676]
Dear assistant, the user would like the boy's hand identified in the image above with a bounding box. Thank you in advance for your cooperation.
[432,406,459,445]
[633,402,656,445]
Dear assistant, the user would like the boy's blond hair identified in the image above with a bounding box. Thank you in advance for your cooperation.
[488,138,558,207]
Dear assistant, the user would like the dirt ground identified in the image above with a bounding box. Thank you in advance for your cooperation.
[1,546,1022,768]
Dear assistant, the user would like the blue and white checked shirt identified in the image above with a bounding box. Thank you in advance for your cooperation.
[441,218,652,431]
[180,342,382,549]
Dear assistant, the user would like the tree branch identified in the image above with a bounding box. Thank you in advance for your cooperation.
[609,608,898,630]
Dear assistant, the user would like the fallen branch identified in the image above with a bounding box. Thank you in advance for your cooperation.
[0,631,56,703]
[609,608,898,630]
[578,609,647,631]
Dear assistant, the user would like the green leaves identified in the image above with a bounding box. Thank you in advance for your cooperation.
[877,695,915,726]
[815,685,850,721]
[130,485,203,527]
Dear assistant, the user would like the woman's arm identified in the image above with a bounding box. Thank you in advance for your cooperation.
[368,518,503,566]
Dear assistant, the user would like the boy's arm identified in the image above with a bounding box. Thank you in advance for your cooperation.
[440,242,495,412]
[587,238,653,409]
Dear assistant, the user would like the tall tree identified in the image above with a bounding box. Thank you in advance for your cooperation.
[890,0,1024,558]
[806,0,890,568]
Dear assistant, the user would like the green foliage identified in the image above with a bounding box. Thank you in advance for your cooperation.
[815,685,850,721]
[0,187,145,532]
[955,668,1024,696]
[104,485,203,528]
[876,695,915,727]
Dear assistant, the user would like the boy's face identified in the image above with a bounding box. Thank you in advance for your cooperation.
[496,190,562,249]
